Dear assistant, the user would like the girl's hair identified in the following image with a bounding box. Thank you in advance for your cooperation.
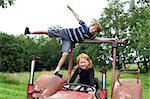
[76,53,93,70]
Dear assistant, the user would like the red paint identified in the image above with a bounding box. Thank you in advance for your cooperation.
[111,47,116,98]
[68,48,73,82]
[27,84,34,94]
[100,89,108,99]
[48,91,95,99]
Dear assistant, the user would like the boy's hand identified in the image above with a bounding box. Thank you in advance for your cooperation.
[110,38,118,41]
[67,4,70,8]
[67,4,80,22]
[67,4,72,10]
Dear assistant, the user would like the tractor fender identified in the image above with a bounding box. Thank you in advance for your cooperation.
[32,75,66,98]
[112,79,142,99]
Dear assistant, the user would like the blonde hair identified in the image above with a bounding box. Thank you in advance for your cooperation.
[76,53,93,70]
[91,20,102,32]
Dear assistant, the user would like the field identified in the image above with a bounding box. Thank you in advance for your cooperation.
[0,70,149,99]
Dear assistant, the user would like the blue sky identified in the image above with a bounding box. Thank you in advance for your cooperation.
[0,0,108,35]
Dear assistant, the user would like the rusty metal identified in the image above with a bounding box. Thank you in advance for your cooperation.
[117,68,140,85]
[46,91,95,99]
[112,79,142,99]
[100,89,108,99]
[68,47,73,83]
[32,75,66,98]
[111,47,117,98]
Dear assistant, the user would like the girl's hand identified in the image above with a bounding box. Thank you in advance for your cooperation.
[87,87,96,94]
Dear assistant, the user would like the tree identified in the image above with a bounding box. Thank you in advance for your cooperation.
[128,3,150,72]
[98,0,130,68]
[0,0,15,8]
[99,0,150,72]
[36,37,61,71]
[0,33,25,72]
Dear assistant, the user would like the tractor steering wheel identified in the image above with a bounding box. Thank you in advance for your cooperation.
[61,83,95,93]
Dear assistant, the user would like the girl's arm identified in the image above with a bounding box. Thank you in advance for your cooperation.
[69,68,79,83]
[67,5,80,22]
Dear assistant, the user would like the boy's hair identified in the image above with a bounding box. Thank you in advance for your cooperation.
[76,53,93,70]
[91,22,101,32]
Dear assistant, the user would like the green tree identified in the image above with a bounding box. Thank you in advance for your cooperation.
[98,0,130,68]
[128,3,150,72]
[18,35,40,71]
[0,0,15,8]
[0,33,25,72]
[99,0,150,72]
[38,37,61,71]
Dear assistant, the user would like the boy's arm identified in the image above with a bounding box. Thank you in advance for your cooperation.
[94,37,117,41]
[67,5,80,22]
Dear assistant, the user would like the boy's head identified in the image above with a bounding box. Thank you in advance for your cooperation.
[89,22,101,34]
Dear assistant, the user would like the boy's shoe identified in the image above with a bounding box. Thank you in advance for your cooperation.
[24,27,30,35]
[54,71,63,78]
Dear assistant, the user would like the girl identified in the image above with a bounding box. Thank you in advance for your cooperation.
[69,53,100,91]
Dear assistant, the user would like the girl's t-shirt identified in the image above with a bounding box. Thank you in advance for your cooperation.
[69,67,95,86]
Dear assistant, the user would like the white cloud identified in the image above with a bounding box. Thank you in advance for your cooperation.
[0,0,108,35]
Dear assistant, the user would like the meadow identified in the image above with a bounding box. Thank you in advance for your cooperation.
[0,70,149,99]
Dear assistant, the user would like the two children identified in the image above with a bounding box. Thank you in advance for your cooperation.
[24,5,115,77]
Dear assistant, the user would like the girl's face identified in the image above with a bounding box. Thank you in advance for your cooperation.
[78,58,89,69]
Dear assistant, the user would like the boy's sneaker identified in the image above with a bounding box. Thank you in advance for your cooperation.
[24,27,30,35]
[54,71,63,78]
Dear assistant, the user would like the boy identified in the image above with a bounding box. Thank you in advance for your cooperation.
[24,5,114,77]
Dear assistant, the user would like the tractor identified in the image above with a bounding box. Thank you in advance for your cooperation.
[26,39,142,99]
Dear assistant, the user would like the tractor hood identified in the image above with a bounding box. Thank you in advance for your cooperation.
[47,90,95,99]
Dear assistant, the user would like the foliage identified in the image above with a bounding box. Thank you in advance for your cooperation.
[0,0,15,8]
[0,33,61,72]
[0,33,25,72]
[73,44,110,69]
[99,0,150,72]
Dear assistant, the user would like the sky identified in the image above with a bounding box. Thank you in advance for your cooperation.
[0,0,108,35]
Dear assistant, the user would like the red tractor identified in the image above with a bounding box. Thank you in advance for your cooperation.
[27,39,142,99]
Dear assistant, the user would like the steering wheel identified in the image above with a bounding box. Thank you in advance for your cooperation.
[61,83,95,93]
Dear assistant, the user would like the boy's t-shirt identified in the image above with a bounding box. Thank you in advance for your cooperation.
[64,20,96,43]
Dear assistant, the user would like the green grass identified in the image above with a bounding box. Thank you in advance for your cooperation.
[0,70,149,99]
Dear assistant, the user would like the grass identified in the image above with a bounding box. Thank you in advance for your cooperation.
[0,70,149,99]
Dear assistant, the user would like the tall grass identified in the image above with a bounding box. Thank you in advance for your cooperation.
[0,70,149,99]
[0,73,19,84]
